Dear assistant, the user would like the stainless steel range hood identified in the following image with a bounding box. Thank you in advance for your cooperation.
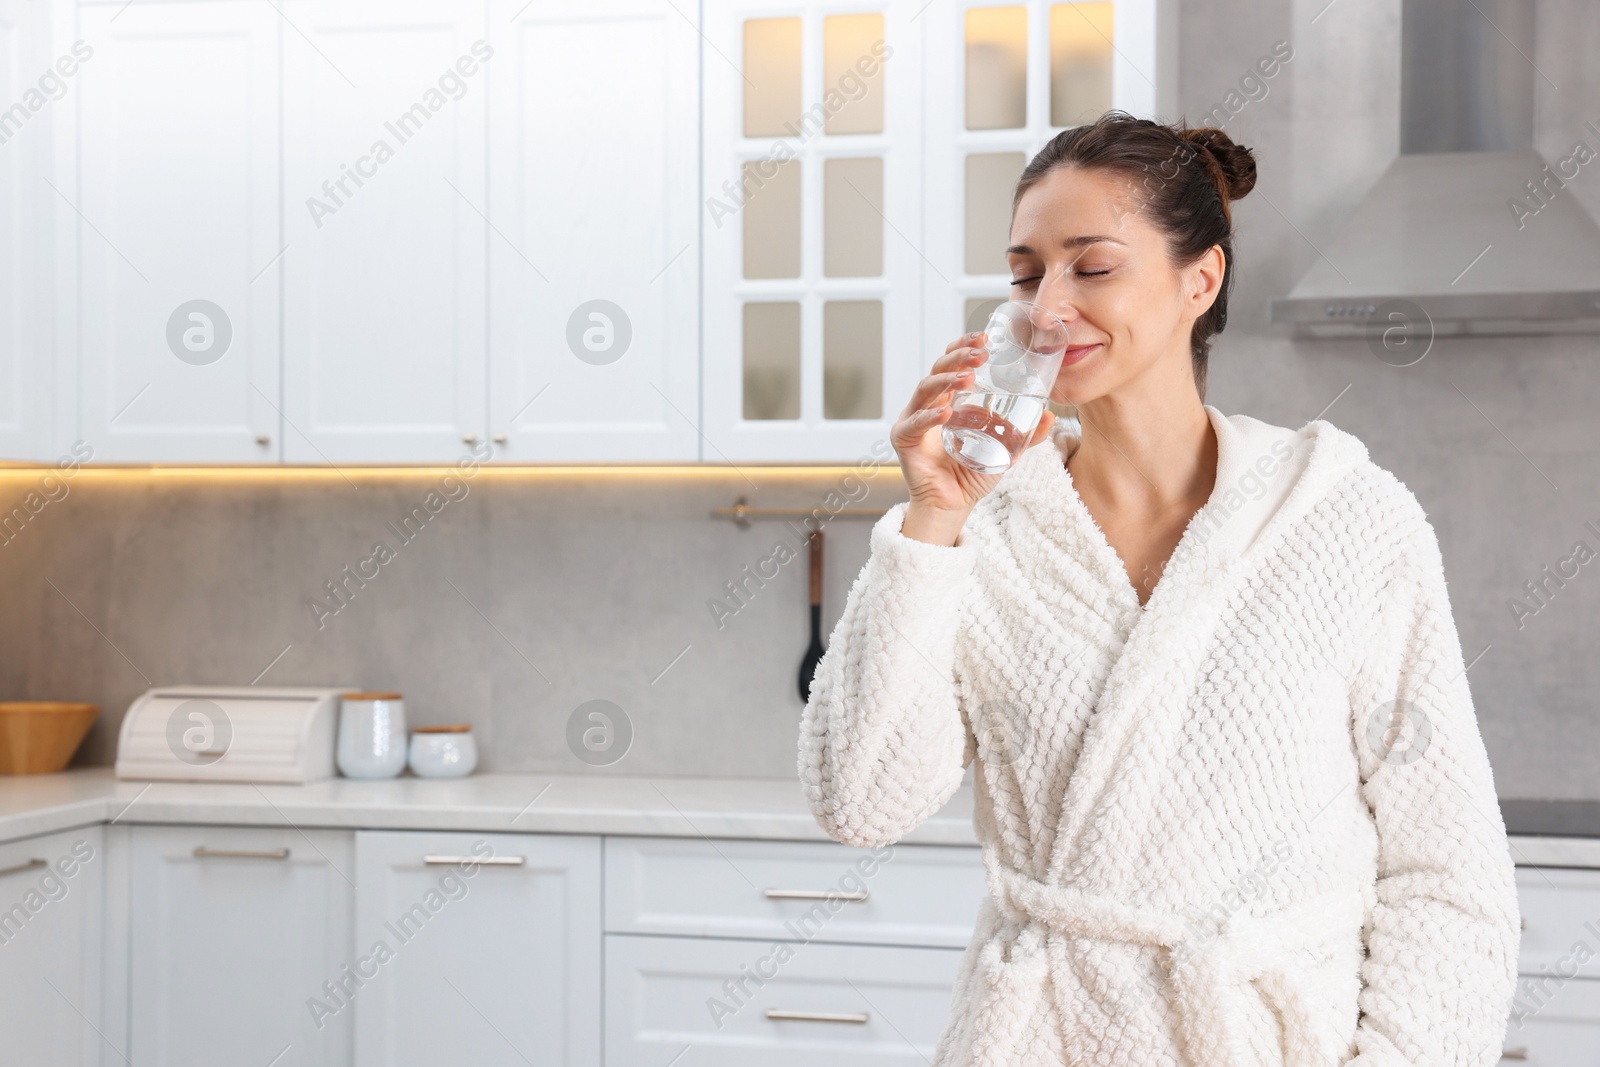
[1270,0,1600,336]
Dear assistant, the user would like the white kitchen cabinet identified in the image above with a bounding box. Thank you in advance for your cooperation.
[702,0,925,463]
[280,0,488,463]
[1500,974,1600,1065]
[1517,866,1600,980]
[351,830,601,1067]
[605,836,986,947]
[487,0,700,462]
[0,0,57,461]
[922,0,1175,398]
[129,825,355,1067]
[75,0,282,463]
[606,933,964,1066]
[0,827,104,1067]
[703,0,1175,462]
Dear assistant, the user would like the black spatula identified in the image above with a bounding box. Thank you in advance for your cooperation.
[798,530,826,702]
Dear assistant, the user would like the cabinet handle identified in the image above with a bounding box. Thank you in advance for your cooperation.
[1500,1049,1528,1062]
[193,847,290,860]
[492,433,508,445]
[462,433,479,446]
[0,858,46,879]
[422,855,525,866]
[764,888,869,903]
[765,1009,870,1024]
[255,435,271,447]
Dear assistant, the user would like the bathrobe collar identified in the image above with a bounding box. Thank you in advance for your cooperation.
[997,403,1370,577]
[985,404,1373,877]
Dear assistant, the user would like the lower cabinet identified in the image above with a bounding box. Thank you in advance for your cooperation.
[602,836,985,1065]
[1500,974,1600,1064]
[1507,867,1600,1064]
[351,830,601,1067]
[605,934,965,1065]
[129,825,356,1067]
[0,826,104,1067]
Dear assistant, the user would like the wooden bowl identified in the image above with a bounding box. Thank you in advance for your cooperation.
[0,703,100,775]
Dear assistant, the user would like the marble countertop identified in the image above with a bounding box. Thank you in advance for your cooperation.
[4,771,1598,868]
[0,767,979,848]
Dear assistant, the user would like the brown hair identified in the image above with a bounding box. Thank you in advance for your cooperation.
[1012,111,1257,401]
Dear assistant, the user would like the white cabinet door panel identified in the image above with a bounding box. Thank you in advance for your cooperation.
[281,0,487,463]
[1517,867,1600,981]
[605,836,985,948]
[352,830,602,1067]
[1501,973,1600,1065]
[130,825,354,1067]
[77,1,280,462]
[605,933,963,1066]
[0,827,104,1067]
[488,0,699,462]
[0,0,55,460]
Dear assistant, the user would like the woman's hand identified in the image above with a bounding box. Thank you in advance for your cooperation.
[890,331,1057,545]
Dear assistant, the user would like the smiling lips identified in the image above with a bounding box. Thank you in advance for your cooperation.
[1059,342,1102,367]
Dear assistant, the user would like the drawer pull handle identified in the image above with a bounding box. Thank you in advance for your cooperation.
[764,888,869,903]
[765,1009,870,1024]
[0,858,46,879]
[1500,1049,1528,1062]
[193,847,290,860]
[423,855,526,866]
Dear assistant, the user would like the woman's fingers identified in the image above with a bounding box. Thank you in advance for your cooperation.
[902,369,972,416]
[943,330,986,356]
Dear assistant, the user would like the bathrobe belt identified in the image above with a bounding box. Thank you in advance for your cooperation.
[984,855,1367,1067]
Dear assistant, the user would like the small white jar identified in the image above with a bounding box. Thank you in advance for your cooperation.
[408,725,477,778]
[336,692,407,779]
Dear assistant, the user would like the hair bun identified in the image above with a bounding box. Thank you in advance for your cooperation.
[1182,127,1257,201]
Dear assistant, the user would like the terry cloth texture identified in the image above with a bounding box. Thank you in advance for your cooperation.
[799,404,1519,1067]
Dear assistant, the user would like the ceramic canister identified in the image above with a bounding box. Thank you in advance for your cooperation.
[336,692,407,779]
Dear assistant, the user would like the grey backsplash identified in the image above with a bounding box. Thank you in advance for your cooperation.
[4,0,1597,797]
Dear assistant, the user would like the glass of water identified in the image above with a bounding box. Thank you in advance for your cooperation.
[942,301,1071,474]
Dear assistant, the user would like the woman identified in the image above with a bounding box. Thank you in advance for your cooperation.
[798,112,1519,1067]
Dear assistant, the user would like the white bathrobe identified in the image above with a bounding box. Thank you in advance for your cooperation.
[798,405,1519,1067]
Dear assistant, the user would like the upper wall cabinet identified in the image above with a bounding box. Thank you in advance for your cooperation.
[701,0,1174,463]
[702,0,924,463]
[280,0,489,464]
[922,0,1175,355]
[76,0,282,463]
[487,0,700,463]
[0,0,58,461]
[16,0,1170,465]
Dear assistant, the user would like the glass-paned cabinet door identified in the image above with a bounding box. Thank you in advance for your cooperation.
[924,0,1173,359]
[703,1,924,462]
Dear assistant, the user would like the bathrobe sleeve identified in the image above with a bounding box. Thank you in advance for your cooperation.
[798,501,979,849]
[1345,512,1520,1066]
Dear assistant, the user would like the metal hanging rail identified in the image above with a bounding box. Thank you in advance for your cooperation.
[712,496,890,530]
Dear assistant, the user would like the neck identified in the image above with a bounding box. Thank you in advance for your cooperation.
[1066,382,1217,516]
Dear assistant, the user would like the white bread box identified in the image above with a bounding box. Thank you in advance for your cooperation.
[116,686,356,784]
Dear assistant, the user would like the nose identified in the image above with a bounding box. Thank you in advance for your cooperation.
[1036,264,1081,324]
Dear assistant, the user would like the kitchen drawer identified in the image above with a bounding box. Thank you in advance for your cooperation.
[604,837,986,948]
[1499,973,1600,1065]
[604,933,963,1066]
[1517,867,1600,980]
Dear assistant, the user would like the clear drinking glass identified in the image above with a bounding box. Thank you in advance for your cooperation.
[942,300,1071,474]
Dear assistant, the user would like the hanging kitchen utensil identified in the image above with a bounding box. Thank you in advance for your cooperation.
[797,529,826,702]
